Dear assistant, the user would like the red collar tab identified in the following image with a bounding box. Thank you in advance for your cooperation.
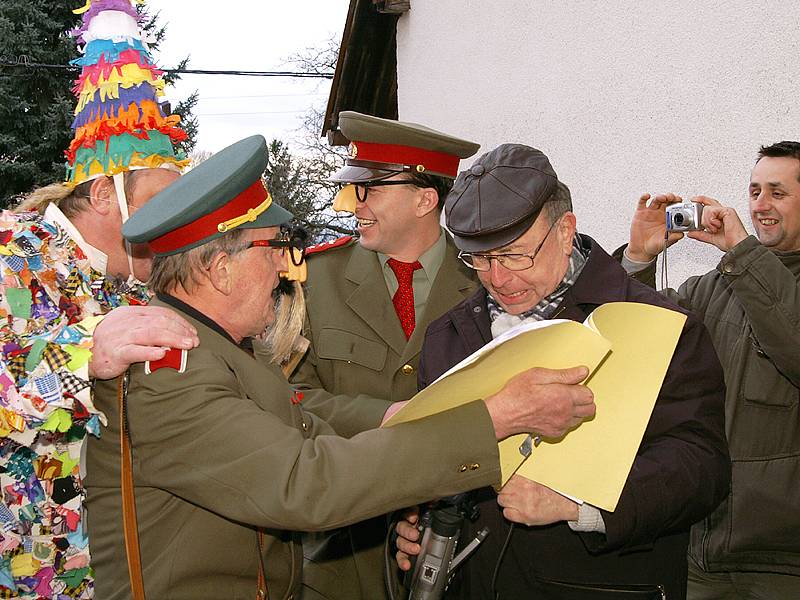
[350,141,460,177]
[145,348,188,374]
[306,235,353,256]
[149,179,269,255]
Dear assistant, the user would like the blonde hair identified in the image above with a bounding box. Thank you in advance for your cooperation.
[15,181,91,216]
[15,171,142,217]
[261,281,307,366]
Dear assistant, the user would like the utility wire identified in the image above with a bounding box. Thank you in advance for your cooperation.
[0,60,333,79]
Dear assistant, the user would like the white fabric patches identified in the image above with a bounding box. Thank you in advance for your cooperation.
[83,10,141,43]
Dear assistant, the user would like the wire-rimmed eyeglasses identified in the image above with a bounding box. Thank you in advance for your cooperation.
[458,219,559,272]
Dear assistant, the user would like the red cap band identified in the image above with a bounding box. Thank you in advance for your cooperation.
[149,179,268,255]
[352,142,461,177]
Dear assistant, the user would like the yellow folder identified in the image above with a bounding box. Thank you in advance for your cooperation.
[515,302,685,511]
[382,302,685,511]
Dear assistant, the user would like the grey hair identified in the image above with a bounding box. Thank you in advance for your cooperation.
[543,181,573,224]
[148,229,250,294]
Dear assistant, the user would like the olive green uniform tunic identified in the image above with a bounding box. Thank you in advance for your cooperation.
[85,297,499,600]
[290,235,479,599]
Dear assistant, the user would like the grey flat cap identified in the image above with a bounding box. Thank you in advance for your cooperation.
[445,144,559,252]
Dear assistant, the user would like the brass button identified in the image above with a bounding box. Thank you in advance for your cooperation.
[469,463,480,470]
[723,263,734,274]
[401,364,415,375]
[459,464,468,473]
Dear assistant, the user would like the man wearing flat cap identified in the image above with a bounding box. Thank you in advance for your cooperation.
[290,112,484,599]
[396,144,731,599]
[85,135,597,600]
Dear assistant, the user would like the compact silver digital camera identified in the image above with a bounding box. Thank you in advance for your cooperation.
[666,201,704,232]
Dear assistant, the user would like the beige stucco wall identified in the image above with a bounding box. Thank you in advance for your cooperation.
[396,1,800,285]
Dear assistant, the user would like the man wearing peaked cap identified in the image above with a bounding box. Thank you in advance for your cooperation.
[395,144,731,599]
[121,135,293,254]
[85,135,596,600]
[330,110,481,183]
[290,112,483,600]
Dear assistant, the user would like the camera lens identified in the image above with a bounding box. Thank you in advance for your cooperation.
[674,213,685,225]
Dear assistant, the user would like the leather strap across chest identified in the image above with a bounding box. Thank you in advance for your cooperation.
[118,372,268,600]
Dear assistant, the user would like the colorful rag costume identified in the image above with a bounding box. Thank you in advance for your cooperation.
[0,206,150,598]
[0,1,186,596]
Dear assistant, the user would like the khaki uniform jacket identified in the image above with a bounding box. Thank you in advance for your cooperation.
[85,298,500,600]
[292,235,479,436]
[290,236,479,599]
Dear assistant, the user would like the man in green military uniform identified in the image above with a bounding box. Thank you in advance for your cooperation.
[290,112,482,599]
[86,134,596,600]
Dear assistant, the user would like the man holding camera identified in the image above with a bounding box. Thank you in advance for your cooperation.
[621,141,800,599]
[396,143,730,599]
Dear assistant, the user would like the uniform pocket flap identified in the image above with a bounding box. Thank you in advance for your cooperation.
[317,328,388,371]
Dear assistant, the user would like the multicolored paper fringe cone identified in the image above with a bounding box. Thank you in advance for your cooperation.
[66,0,189,186]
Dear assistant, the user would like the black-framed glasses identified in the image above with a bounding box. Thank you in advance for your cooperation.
[458,219,560,272]
[248,234,306,266]
[354,179,416,203]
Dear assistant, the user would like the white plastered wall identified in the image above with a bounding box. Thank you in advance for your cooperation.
[396,1,800,285]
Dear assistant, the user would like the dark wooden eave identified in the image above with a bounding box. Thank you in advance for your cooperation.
[322,0,403,145]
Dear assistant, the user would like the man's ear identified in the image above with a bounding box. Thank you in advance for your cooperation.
[557,212,577,254]
[207,252,234,295]
[414,188,439,218]
[87,177,115,216]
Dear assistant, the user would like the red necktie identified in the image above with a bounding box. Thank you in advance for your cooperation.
[388,258,422,339]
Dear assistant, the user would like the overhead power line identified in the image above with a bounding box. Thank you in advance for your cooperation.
[0,60,333,79]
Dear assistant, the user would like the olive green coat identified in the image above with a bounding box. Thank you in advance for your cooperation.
[85,299,499,600]
[290,236,479,599]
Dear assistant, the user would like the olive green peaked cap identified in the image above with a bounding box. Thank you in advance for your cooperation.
[330,111,480,183]
[123,135,293,256]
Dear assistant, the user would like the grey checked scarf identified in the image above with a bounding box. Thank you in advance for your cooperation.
[487,234,590,338]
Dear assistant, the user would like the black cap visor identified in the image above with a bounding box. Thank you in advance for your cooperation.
[329,159,407,183]
[450,212,539,253]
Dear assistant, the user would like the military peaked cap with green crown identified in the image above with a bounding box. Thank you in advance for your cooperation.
[123,135,293,256]
[330,111,480,183]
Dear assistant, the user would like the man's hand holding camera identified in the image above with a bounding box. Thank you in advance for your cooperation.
[685,195,749,252]
[628,193,749,261]
[627,193,687,262]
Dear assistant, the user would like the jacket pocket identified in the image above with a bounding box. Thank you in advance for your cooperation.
[530,578,665,599]
[741,346,799,409]
[317,328,388,371]
[726,454,800,555]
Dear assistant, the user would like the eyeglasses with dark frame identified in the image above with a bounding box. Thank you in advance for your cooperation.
[458,218,560,272]
[247,234,306,266]
[354,179,417,203]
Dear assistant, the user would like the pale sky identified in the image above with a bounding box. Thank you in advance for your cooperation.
[145,0,350,154]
